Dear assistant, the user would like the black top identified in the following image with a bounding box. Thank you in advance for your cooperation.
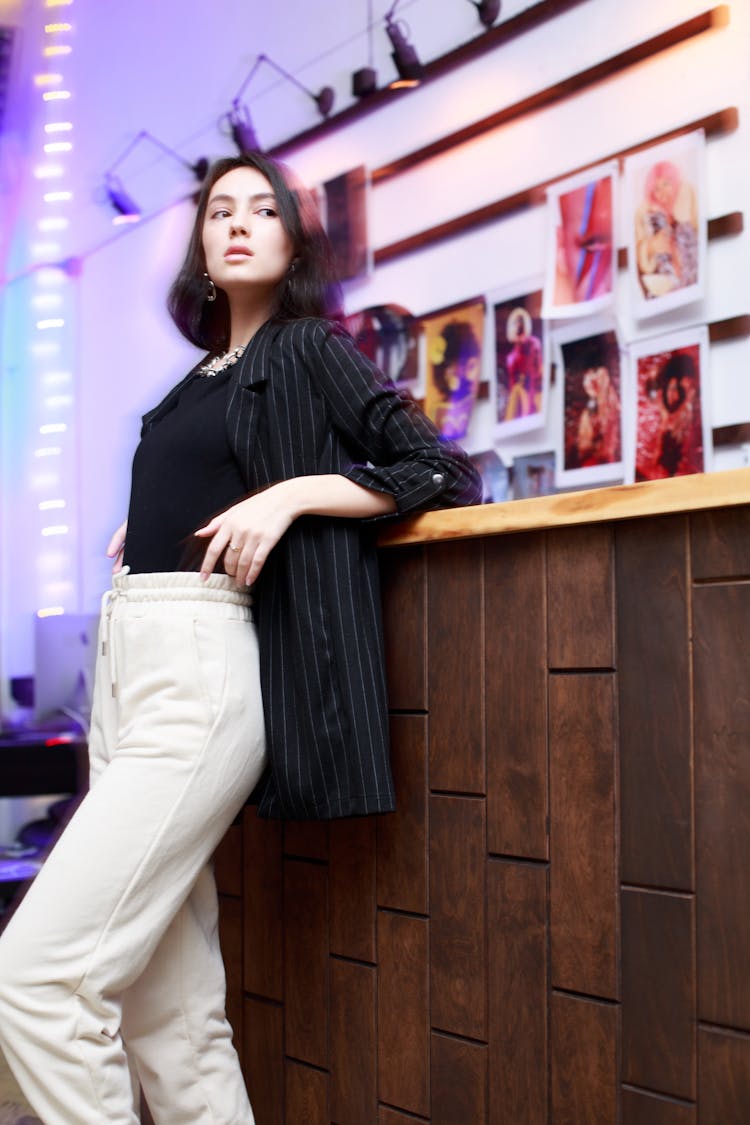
[123,367,248,573]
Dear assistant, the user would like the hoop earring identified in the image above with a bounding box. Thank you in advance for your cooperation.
[204,272,217,302]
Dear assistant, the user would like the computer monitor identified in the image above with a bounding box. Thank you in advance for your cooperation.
[34,613,100,723]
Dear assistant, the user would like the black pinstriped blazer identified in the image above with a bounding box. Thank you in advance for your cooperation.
[143,317,481,819]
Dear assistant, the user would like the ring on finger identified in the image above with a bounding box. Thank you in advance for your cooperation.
[228,543,240,552]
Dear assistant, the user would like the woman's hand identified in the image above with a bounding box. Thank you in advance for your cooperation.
[106,520,127,574]
[194,484,298,587]
[195,476,396,586]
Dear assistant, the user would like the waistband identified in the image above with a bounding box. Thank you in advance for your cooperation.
[110,567,252,607]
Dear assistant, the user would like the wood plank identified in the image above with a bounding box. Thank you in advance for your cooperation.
[378,911,430,1117]
[551,992,617,1125]
[691,507,750,579]
[621,889,695,1099]
[426,540,485,793]
[549,674,617,998]
[430,796,487,1039]
[622,1087,695,1125]
[488,859,547,1125]
[214,821,242,896]
[698,1025,750,1124]
[380,545,427,710]
[286,1060,328,1125]
[548,525,614,669]
[283,859,329,1068]
[243,811,284,1001]
[379,1109,431,1124]
[485,534,548,859]
[330,959,377,1125]
[377,715,429,914]
[431,1033,487,1125]
[377,467,750,548]
[283,820,329,861]
[616,517,692,889]
[330,815,376,961]
[243,997,284,1125]
[693,585,750,1029]
[218,894,244,1063]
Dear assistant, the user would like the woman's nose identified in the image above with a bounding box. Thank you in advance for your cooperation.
[230,215,250,237]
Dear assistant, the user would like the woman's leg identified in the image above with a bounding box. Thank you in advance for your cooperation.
[121,864,251,1124]
[0,576,265,1125]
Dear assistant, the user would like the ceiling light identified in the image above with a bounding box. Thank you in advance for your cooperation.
[228,53,335,154]
[384,2,424,89]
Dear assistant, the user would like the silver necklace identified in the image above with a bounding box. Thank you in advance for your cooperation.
[198,343,246,378]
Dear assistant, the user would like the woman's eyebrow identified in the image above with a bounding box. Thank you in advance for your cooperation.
[207,191,277,206]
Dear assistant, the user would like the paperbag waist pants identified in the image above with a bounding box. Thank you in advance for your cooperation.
[0,570,267,1124]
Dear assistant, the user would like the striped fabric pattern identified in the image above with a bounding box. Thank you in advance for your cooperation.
[143,318,481,819]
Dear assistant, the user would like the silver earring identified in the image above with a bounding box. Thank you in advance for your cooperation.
[288,260,297,274]
[204,272,217,302]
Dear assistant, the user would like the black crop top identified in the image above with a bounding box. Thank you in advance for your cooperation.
[123,368,248,574]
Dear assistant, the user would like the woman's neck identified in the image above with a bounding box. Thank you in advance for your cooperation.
[224,292,275,353]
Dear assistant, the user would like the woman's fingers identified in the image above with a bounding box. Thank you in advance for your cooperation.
[106,519,127,558]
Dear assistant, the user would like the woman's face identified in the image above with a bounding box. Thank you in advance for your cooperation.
[202,165,295,298]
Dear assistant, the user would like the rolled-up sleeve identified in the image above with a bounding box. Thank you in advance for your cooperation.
[302,321,483,513]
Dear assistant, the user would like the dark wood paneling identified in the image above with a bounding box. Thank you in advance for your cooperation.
[488,859,547,1125]
[426,540,484,793]
[330,816,376,961]
[698,1026,750,1125]
[694,585,750,1029]
[378,911,430,1117]
[243,811,284,1001]
[551,992,618,1125]
[622,1087,695,1125]
[549,673,617,998]
[379,1108,430,1124]
[380,544,427,711]
[548,526,614,669]
[244,997,284,1125]
[285,1060,328,1125]
[431,1033,487,1125]
[485,534,548,859]
[284,820,329,860]
[616,517,692,889]
[691,508,750,579]
[378,715,429,914]
[430,795,487,1040]
[283,860,329,1068]
[218,894,244,1061]
[621,888,695,1099]
[214,821,242,896]
[330,959,377,1124]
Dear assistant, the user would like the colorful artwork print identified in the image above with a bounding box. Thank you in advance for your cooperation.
[557,327,623,487]
[512,451,556,500]
[543,163,617,319]
[422,299,485,441]
[493,291,546,437]
[470,449,510,503]
[625,131,706,319]
[344,304,419,384]
[632,329,709,482]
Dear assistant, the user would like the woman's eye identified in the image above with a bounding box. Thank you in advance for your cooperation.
[210,209,231,219]
[257,206,278,218]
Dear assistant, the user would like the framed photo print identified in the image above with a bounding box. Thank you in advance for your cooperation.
[554,318,625,488]
[421,297,485,441]
[492,288,548,438]
[470,448,511,504]
[629,326,710,482]
[543,162,618,319]
[512,451,556,500]
[624,130,707,320]
[344,304,420,384]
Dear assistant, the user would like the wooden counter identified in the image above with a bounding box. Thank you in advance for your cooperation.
[215,468,750,1124]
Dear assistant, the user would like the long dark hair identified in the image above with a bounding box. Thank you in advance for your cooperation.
[167,152,342,351]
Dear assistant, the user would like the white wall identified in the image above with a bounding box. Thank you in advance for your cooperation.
[3,0,750,677]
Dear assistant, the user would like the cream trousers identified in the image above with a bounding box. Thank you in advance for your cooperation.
[0,571,267,1124]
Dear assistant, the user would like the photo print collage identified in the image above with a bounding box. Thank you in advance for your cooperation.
[341,131,711,503]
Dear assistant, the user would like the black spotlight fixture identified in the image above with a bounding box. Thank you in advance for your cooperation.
[352,0,378,98]
[228,53,335,154]
[471,0,501,28]
[384,0,424,89]
[103,130,208,224]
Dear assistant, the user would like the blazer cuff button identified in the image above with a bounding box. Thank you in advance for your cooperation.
[431,472,445,486]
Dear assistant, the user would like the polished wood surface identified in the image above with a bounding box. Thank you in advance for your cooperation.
[211,495,750,1122]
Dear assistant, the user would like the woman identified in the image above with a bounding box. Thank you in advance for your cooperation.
[0,153,481,1124]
